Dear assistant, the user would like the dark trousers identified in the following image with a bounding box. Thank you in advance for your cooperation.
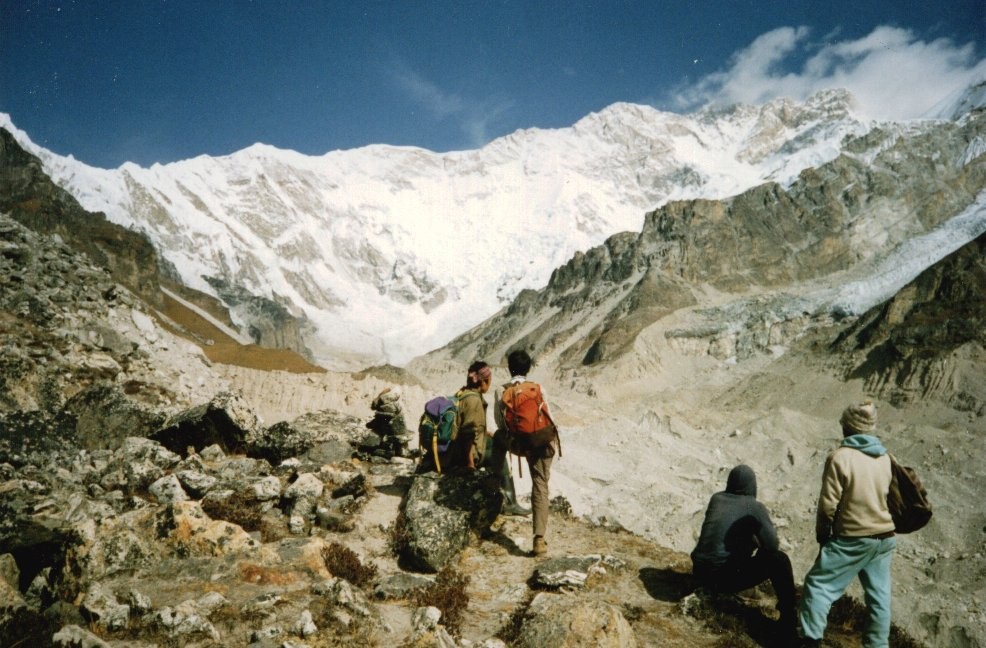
[695,548,797,617]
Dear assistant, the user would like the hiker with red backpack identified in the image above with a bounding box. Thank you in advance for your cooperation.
[492,349,560,556]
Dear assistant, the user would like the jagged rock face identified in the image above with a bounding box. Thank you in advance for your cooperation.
[203,275,315,360]
[429,110,986,373]
[0,129,161,306]
[835,233,986,413]
[0,214,226,416]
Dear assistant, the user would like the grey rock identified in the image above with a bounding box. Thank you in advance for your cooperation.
[285,473,324,500]
[373,572,435,600]
[62,382,163,451]
[295,609,318,637]
[151,391,261,456]
[533,554,627,589]
[52,624,112,648]
[148,473,189,504]
[176,469,219,497]
[250,475,283,500]
[80,581,131,631]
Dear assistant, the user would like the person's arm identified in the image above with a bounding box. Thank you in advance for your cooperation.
[815,453,842,543]
[755,504,780,552]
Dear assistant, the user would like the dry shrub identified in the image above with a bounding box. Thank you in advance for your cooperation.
[201,492,284,542]
[201,492,263,531]
[410,565,470,635]
[321,542,378,588]
[388,510,412,556]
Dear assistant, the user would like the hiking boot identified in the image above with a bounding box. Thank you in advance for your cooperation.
[532,535,547,556]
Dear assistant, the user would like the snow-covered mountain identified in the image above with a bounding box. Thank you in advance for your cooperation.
[0,89,942,369]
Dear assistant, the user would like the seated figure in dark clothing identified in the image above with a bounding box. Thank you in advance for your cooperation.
[691,464,797,638]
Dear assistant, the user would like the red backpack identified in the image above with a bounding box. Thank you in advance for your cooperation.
[501,381,560,460]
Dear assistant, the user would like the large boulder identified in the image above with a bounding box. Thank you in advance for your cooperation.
[151,392,261,456]
[62,382,164,451]
[399,471,501,573]
[513,593,638,648]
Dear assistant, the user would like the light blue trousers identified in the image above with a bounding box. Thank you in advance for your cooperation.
[799,536,896,648]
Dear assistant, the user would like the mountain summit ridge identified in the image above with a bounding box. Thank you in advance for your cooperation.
[1,89,876,369]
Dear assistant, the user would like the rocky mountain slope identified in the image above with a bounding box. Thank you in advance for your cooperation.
[418,108,986,378]
[2,90,876,369]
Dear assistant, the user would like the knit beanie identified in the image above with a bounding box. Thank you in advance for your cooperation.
[840,401,877,435]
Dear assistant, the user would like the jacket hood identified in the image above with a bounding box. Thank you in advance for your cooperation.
[841,433,887,457]
[725,464,757,497]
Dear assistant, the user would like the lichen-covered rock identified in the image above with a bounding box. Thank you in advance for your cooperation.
[158,501,260,556]
[148,474,188,504]
[399,471,501,573]
[80,581,130,631]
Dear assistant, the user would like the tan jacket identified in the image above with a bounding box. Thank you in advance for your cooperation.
[816,445,895,541]
[452,388,487,468]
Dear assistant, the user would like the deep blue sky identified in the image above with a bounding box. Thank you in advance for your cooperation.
[2,1,983,168]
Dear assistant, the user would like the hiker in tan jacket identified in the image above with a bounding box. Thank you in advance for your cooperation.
[799,401,896,648]
[447,361,491,471]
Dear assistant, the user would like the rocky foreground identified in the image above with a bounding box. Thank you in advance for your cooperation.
[2,384,924,648]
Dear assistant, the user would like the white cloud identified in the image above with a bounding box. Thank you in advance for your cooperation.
[394,69,464,119]
[672,26,986,120]
[391,64,513,149]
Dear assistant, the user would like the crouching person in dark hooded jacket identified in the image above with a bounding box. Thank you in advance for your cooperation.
[691,464,797,641]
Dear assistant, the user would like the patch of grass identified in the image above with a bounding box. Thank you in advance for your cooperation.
[309,598,380,647]
[410,565,470,635]
[0,606,59,648]
[238,562,300,586]
[829,595,924,647]
[321,542,378,588]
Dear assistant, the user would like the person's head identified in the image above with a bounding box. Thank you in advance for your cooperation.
[840,401,877,437]
[725,464,757,497]
[506,349,532,377]
[466,360,492,392]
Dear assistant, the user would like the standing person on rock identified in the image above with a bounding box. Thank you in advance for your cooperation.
[690,464,798,641]
[799,401,896,648]
[493,349,559,557]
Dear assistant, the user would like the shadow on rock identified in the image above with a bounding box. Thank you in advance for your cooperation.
[638,566,696,602]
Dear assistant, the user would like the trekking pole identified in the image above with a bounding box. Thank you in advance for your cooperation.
[432,434,442,474]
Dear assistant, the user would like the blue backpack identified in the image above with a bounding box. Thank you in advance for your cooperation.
[418,392,477,473]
